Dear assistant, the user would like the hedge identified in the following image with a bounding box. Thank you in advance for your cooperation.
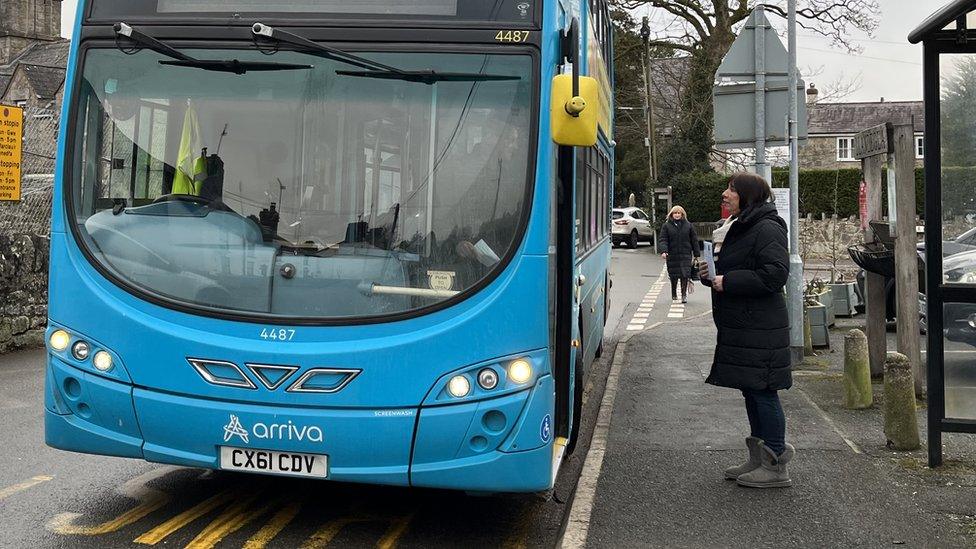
[665,166,974,224]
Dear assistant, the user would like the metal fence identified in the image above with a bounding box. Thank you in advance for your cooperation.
[21,105,59,191]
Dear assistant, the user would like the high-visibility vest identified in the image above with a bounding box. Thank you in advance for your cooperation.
[172,104,205,195]
[172,153,207,195]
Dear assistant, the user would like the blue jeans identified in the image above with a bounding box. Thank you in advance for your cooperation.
[742,389,786,455]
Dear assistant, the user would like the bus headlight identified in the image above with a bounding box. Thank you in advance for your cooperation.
[71,341,91,361]
[93,351,114,372]
[477,368,499,390]
[968,314,976,330]
[448,375,471,398]
[508,359,533,384]
[49,330,70,352]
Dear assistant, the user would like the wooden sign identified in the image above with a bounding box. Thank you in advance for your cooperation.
[853,123,893,160]
[0,105,23,201]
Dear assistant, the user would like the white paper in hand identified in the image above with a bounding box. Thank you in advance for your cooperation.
[703,242,717,280]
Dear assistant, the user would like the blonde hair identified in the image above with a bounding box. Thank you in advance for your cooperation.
[668,205,688,220]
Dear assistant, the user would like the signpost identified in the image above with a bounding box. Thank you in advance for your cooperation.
[713,5,806,365]
[0,105,23,202]
[713,9,808,154]
[853,123,890,158]
[854,123,892,378]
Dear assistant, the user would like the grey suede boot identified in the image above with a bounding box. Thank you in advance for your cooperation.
[736,442,795,488]
[724,437,763,480]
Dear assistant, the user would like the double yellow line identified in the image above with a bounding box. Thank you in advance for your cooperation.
[47,467,416,549]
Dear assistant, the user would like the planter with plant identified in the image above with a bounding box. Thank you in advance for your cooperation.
[804,279,831,348]
[805,278,835,328]
[829,276,860,317]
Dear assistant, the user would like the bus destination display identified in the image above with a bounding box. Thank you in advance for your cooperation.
[89,0,536,23]
[158,0,457,15]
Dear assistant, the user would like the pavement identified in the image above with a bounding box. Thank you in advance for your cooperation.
[566,257,976,548]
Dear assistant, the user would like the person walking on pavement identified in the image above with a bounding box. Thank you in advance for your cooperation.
[699,173,794,488]
[659,206,700,303]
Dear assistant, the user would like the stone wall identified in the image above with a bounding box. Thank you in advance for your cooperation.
[0,105,55,353]
[798,215,863,262]
[797,214,961,262]
[0,232,48,352]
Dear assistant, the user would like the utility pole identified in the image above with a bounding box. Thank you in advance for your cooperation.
[786,0,805,366]
[640,17,658,185]
[641,17,659,250]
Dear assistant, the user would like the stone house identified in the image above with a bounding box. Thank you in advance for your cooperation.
[801,86,924,170]
[1,0,67,110]
[0,0,61,65]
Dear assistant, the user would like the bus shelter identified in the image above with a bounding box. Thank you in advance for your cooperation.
[910,0,976,466]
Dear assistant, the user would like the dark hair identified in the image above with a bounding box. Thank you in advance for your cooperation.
[729,173,772,211]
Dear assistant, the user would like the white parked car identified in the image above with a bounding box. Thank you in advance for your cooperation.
[611,207,655,248]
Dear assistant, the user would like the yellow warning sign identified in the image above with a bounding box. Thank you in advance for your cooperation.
[0,105,24,202]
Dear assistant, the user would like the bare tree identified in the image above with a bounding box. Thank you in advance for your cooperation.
[612,0,879,179]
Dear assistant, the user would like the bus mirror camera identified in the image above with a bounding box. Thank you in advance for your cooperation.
[550,74,598,147]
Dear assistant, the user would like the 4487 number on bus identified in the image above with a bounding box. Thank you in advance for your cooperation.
[260,328,296,341]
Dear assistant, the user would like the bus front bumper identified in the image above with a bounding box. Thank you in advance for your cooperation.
[44,356,555,492]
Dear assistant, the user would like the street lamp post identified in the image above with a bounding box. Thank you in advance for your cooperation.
[640,17,659,249]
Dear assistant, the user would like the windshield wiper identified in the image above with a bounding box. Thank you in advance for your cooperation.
[252,23,405,74]
[335,69,521,85]
[114,23,312,75]
[159,59,312,75]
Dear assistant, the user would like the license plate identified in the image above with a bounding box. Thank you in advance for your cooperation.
[219,446,328,478]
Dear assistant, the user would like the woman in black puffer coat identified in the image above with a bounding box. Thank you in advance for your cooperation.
[659,206,699,303]
[700,173,794,489]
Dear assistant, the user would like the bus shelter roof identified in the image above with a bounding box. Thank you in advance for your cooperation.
[909,0,976,44]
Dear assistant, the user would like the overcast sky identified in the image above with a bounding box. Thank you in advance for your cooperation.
[59,0,932,102]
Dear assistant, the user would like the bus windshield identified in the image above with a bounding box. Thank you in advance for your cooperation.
[70,47,534,321]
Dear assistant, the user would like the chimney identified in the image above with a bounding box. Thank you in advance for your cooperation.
[806,83,819,105]
[880,97,885,103]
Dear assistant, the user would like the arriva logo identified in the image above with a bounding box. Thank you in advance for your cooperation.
[221,415,324,444]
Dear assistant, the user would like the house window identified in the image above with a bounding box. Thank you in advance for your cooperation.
[916,136,924,159]
[14,99,27,108]
[837,137,855,161]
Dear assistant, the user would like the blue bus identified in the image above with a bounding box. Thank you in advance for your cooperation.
[44,0,613,493]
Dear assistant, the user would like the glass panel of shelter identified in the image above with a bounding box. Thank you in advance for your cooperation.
[940,53,976,422]
[939,54,976,286]
[944,303,976,420]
